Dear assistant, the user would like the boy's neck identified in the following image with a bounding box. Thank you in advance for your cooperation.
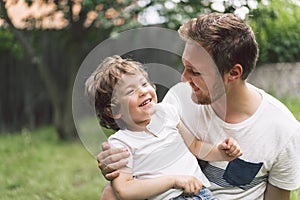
[125,119,151,132]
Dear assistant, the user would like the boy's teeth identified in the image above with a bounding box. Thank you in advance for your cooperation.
[140,99,150,106]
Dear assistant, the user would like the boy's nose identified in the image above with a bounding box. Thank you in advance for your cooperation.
[137,86,147,96]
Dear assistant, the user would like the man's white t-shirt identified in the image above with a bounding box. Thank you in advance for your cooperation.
[163,82,300,200]
[108,103,210,200]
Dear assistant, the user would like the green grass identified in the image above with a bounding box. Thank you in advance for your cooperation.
[0,97,300,200]
[0,127,108,200]
[280,97,300,121]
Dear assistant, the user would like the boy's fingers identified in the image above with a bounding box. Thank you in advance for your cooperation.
[226,145,239,155]
[219,142,229,150]
[227,148,242,157]
[224,137,237,149]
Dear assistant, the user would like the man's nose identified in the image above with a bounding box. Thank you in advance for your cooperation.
[181,69,189,83]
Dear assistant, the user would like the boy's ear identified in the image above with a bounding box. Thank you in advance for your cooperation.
[104,107,122,119]
[112,113,122,119]
[150,83,156,90]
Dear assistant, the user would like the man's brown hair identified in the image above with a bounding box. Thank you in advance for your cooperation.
[178,12,258,80]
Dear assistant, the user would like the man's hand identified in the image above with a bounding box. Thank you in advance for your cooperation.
[218,137,243,161]
[97,142,130,181]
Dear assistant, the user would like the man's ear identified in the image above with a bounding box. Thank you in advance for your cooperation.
[228,64,243,81]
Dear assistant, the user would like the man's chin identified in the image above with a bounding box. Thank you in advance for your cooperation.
[191,94,211,105]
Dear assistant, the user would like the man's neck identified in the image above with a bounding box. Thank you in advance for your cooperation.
[212,83,262,124]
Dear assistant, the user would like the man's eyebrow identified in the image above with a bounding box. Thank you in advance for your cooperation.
[183,62,196,70]
[182,58,194,67]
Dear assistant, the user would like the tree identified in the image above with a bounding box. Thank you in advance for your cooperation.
[0,0,258,140]
[0,0,141,140]
[249,0,300,64]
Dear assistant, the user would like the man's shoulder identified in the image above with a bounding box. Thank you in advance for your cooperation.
[165,82,191,97]
[261,89,298,124]
[162,82,198,111]
[250,83,298,122]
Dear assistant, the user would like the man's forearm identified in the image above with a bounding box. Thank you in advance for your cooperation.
[264,183,290,200]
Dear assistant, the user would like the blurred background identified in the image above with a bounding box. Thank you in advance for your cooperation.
[1,0,300,199]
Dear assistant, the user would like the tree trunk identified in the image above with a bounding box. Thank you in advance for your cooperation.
[0,0,77,140]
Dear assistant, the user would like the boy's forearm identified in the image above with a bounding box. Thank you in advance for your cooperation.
[187,139,225,161]
[112,174,175,200]
[197,143,227,161]
[177,121,198,152]
[177,121,226,161]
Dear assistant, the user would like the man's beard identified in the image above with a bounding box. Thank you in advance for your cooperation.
[191,92,211,105]
[191,83,225,105]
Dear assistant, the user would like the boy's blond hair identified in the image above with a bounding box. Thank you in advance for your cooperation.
[85,55,149,131]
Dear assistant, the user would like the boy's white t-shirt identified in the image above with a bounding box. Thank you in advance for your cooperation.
[163,82,300,200]
[108,102,210,200]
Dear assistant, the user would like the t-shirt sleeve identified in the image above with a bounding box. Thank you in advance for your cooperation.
[162,83,186,117]
[108,135,134,169]
[268,127,300,190]
[159,102,180,125]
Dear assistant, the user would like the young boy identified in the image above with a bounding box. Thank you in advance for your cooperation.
[85,55,242,200]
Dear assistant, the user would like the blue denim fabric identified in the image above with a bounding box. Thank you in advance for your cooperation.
[171,187,218,200]
[223,158,263,186]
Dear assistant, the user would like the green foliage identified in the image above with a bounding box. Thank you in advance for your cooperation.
[249,0,300,64]
[0,126,108,199]
[0,29,23,59]
[80,0,262,35]
[139,0,258,30]
[145,0,211,30]
[80,0,143,35]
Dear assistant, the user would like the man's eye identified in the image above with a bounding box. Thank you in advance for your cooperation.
[188,69,201,76]
[192,71,201,76]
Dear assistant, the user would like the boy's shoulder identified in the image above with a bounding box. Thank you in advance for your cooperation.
[156,102,178,116]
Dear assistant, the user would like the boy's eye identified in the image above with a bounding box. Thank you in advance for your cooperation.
[125,89,134,96]
[142,82,149,87]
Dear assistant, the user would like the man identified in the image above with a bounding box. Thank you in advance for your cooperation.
[97,13,300,199]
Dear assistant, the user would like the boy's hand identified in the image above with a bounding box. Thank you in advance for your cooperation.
[173,175,203,194]
[218,137,243,161]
